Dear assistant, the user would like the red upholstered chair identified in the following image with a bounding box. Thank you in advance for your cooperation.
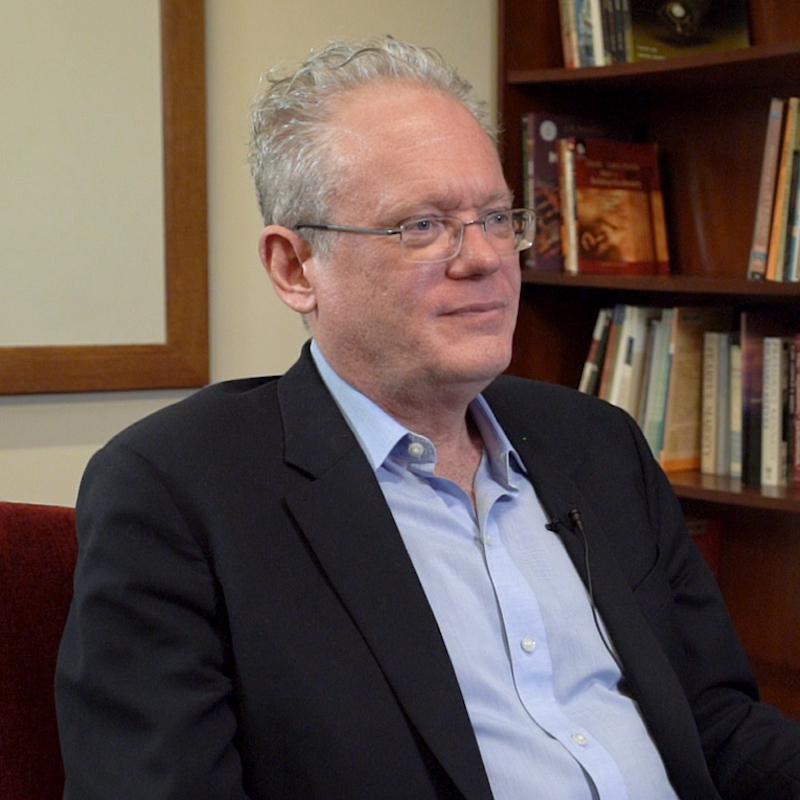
[0,501,77,800]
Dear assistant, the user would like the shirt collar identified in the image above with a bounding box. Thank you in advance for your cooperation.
[310,339,526,484]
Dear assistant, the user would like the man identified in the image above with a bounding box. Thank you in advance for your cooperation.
[56,37,800,799]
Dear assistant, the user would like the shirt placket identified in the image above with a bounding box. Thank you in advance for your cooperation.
[477,478,630,800]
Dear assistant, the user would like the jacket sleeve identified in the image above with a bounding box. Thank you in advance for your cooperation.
[56,440,251,800]
[622,410,800,800]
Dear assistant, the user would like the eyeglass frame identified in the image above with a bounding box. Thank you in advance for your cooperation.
[294,208,535,263]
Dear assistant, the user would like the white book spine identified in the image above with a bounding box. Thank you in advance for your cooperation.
[701,332,719,475]
[761,336,784,485]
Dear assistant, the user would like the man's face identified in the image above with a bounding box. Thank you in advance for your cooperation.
[304,81,521,410]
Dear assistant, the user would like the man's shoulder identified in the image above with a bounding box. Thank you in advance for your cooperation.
[109,375,283,455]
[485,374,619,420]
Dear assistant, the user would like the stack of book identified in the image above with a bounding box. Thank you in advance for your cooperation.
[521,112,669,276]
[748,97,800,282]
[558,0,750,69]
[580,304,800,488]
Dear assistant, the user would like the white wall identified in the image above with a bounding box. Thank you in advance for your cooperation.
[0,0,497,506]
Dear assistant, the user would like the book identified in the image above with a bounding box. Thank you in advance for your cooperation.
[685,516,723,582]
[660,307,731,472]
[589,0,607,66]
[701,331,721,475]
[572,138,669,275]
[575,0,601,66]
[521,113,634,272]
[600,0,618,63]
[761,336,789,485]
[791,334,800,486]
[641,308,674,458]
[579,307,613,394]
[729,338,743,478]
[635,312,660,426]
[559,137,580,274]
[739,309,799,484]
[628,0,750,62]
[574,0,593,65]
[606,304,639,409]
[715,332,731,476]
[749,98,787,280]
[783,144,800,282]
[781,143,800,281]
[619,0,634,61]
[597,303,627,399]
[558,0,579,68]
[766,97,800,281]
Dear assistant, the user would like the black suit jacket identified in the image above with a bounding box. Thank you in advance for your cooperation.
[56,345,800,799]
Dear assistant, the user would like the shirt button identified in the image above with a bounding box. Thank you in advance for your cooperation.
[484,534,492,545]
[571,732,588,747]
[521,636,536,653]
[407,441,425,458]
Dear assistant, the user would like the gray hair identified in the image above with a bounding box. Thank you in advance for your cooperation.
[247,36,496,237]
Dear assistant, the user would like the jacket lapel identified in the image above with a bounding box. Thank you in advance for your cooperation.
[276,348,494,800]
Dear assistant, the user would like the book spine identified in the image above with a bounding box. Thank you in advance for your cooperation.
[598,303,626,400]
[589,0,606,66]
[558,138,579,274]
[649,147,670,275]
[635,315,659,426]
[741,313,764,485]
[701,331,719,475]
[748,98,786,280]
[729,341,743,479]
[579,307,613,394]
[784,151,800,281]
[558,0,579,69]
[642,309,674,459]
[782,146,800,281]
[619,0,633,62]
[716,333,731,476]
[575,0,595,66]
[761,336,784,485]
[660,307,732,473]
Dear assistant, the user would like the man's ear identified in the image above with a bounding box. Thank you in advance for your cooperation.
[258,225,317,314]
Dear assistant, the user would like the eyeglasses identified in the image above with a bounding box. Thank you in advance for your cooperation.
[295,208,535,263]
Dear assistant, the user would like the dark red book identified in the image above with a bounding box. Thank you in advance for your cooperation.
[573,138,670,275]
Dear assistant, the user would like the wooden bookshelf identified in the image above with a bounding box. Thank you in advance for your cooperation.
[499,0,800,719]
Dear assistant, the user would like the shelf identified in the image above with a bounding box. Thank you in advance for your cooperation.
[520,271,800,300]
[669,471,800,513]
[507,41,800,91]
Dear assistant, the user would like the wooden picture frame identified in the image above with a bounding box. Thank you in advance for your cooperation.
[0,0,208,395]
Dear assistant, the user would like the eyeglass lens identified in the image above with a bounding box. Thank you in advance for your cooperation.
[399,210,533,262]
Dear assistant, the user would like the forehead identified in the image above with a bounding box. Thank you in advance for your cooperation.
[324,81,508,216]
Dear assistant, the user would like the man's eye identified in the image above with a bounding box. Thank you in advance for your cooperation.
[488,211,511,225]
[406,218,437,232]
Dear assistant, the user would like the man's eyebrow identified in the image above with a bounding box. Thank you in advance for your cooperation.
[384,189,516,221]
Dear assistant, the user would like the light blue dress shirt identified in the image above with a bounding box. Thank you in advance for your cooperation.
[310,341,678,800]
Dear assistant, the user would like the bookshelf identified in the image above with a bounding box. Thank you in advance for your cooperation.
[499,1,800,719]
